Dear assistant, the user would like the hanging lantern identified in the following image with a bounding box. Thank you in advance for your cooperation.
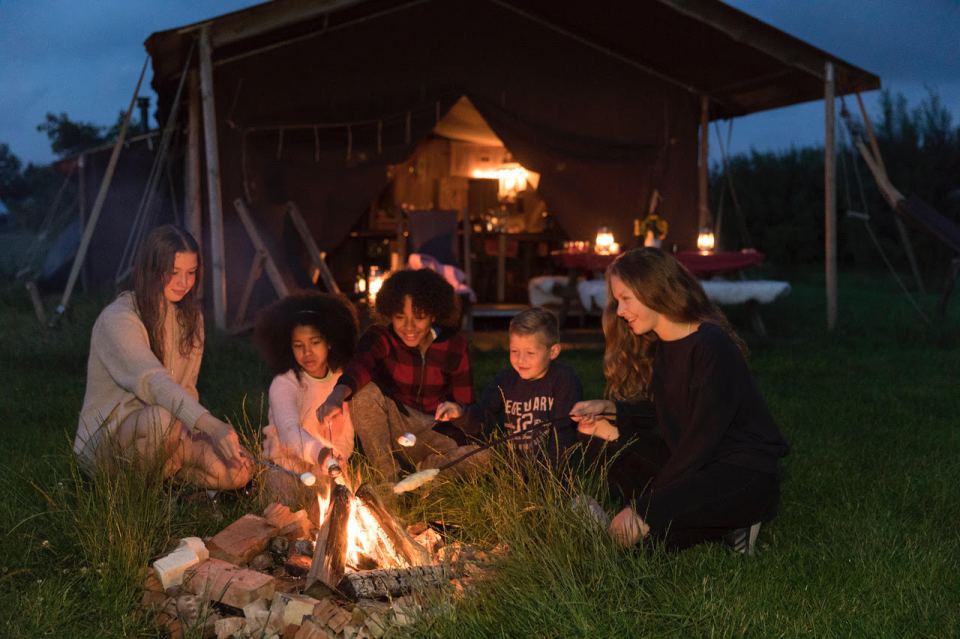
[696,228,715,254]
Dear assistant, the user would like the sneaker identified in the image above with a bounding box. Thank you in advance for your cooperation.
[723,522,761,555]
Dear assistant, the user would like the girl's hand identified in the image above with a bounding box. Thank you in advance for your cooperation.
[434,402,463,422]
[608,507,649,547]
[577,418,620,441]
[194,413,248,467]
[570,399,616,424]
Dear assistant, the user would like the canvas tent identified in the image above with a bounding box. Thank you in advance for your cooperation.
[137,0,878,329]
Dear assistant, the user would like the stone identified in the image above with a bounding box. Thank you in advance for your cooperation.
[412,527,443,555]
[183,558,275,609]
[406,521,428,536]
[142,569,165,593]
[311,599,341,625]
[140,590,170,612]
[294,618,335,639]
[178,537,210,561]
[249,552,276,572]
[268,536,290,558]
[292,539,314,557]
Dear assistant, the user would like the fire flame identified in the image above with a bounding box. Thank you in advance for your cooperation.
[315,485,408,573]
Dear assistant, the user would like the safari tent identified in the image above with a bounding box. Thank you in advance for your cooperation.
[65,0,880,329]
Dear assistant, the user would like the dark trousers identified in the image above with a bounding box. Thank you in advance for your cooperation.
[580,432,780,551]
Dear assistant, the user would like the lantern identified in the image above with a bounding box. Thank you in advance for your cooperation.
[594,227,616,255]
[696,228,715,254]
[367,266,386,302]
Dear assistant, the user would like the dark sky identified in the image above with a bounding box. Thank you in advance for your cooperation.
[1,0,957,166]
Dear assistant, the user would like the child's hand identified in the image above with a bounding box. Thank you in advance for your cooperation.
[570,399,616,424]
[577,418,619,441]
[434,401,463,421]
[608,506,648,547]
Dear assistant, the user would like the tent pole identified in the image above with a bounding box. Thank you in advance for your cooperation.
[698,96,710,231]
[854,92,925,294]
[185,69,203,260]
[77,154,88,292]
[200,27,228,330]
[53,57,148,323]
[825,62,837,331]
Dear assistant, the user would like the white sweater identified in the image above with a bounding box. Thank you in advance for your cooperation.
[75,292,207,460]
[263,368,354,472]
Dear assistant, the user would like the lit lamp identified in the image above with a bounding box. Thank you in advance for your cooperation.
[367,266,386,302]
[696,228,715,254]
[594,227,617,255]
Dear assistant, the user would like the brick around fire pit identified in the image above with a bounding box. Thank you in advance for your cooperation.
[182,558,275,609]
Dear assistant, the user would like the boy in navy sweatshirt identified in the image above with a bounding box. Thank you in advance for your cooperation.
[437,307,583,462]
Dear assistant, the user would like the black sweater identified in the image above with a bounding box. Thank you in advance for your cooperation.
[615,323,789,488]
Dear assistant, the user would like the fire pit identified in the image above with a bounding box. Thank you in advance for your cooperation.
[142,479,502,638]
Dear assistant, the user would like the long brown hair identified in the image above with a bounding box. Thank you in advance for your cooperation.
[603,247,745,401]
[131,225,203,362]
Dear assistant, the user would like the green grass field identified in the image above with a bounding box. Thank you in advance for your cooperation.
[1,269,958,637]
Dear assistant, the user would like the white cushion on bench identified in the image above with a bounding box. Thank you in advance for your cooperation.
[577,279,607,312]
[700,280,791,305]
[528,275,569,306]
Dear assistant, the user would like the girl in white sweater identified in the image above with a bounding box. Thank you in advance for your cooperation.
[253,292,358,503]
[75,225,253,489]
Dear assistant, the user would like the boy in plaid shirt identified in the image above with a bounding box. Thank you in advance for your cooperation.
[316,269,478,481]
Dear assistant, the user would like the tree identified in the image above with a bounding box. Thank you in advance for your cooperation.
[36,112,110,158]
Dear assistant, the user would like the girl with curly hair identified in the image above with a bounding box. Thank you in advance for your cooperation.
[316,269,480,482]
[253,292,358,502]
[571,248,788,553]
[75,225,253,489]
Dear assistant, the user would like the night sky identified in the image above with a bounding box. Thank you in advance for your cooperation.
[1,0,957,166]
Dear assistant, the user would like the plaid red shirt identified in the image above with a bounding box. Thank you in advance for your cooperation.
[338,324,474,414]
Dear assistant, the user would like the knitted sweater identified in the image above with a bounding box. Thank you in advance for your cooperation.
[263,368,354,472]
[75,292,207,459]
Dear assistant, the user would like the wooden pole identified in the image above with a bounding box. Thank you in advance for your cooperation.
[855,92,925,293]
[698,95,710,231]
[825,62,837,331]
[306,483,353,590]
[199,27,228,331]
[184,69,203,256]
[77,154,88,292]
[54,57,148,322]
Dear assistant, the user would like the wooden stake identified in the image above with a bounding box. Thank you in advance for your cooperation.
[286,202,340,294]
[824,62,837,331]
[184,69,202,257]
[53,57,147,322]
[200,27,228,331]
[77,154,88,292]
[855,92,925,293]
[233,198,291,299]
[698,96,710,232]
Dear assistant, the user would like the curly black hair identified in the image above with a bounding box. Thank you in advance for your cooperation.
[375,269,460,328]
[252,291,359,378]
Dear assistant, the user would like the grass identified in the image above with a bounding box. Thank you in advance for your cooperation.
[1,267,959,637]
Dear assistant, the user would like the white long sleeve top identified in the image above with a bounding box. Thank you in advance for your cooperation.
[262,368,354,472]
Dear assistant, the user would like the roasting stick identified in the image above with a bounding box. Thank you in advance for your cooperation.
[392,412,616,493]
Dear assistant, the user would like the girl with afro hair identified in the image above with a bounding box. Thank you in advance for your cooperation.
[253,292,358,503]
[316,269,481,482]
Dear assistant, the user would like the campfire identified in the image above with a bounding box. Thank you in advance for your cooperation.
[142,476,502,639]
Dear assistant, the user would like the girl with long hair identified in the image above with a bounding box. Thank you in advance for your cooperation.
[571,248,788,552]
[74,225,252,489]
[252,292,358,505]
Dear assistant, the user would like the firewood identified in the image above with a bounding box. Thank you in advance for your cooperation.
[182,558,275,609]
[336,565,449,600]
[354,484,430,567]
[306,483,352,589]
[208,514,277,565]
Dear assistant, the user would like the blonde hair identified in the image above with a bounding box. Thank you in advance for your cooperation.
[603,248,745,401]
[509,307,560,346]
